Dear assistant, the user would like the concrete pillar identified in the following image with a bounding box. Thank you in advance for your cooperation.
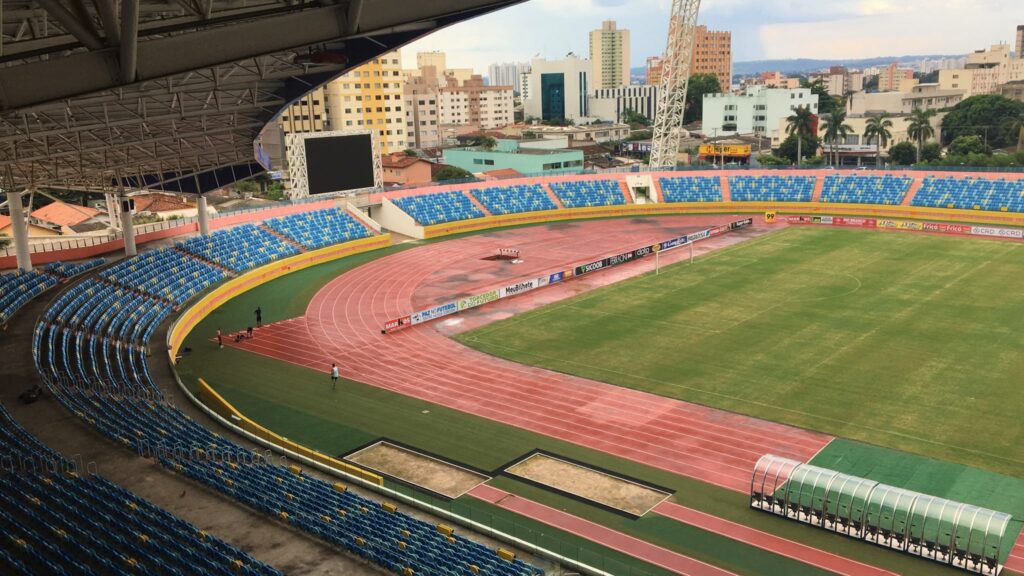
[105,193,120,231]
[5,191,32,272]
[119,195,137,257]
[197,195,210,235]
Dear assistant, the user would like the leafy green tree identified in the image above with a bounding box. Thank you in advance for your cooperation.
[887,141,918,166]
[434,166,474,181]
[863,114,894,167]
[1002,111,1024,152]
[918,70,940,84]
[906,108,937,163]
[684,73,722,124]
[621,108,651,127]
[947,134,988,156]
[940,94,1024,148]
[801,78,839,117]
[803,155,826,166]
[756,154,790,166]
[776,133,820,164]
[474,136,498,151]
[820,109,853,166]
[785,105,817,166]
[921,142,943,162]
[0,237,9,250]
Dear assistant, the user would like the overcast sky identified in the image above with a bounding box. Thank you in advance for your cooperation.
[401,0,1022,72]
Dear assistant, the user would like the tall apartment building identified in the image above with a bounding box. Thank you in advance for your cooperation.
[1017,25,1023,59]
[522,55,593,122]
[691,25,732,85]
[417,51,446,71]
[878,62,915,92]
[488,62,530,93]
[939,44,1024,96]
[702,85,818,139]
[320,51,407,153]
[590,20,631,89]
[278,88,327,134]
[645,56,664,86]
[405,65,513,149]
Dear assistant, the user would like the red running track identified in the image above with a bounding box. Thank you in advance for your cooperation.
[224,216,831,493]
[468,483,737,576]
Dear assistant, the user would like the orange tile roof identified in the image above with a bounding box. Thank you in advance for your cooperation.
[131,193,193,213]
[0,215,10,229]
[31,201,103,227]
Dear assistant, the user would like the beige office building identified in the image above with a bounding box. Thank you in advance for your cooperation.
[590,20,631,89]
[939,44,1024,96]
[323,51,407,153]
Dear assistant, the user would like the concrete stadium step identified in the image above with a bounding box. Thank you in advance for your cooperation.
[810,176,825,202]
[720,175,732,202]
[463,190,492,217]
[258,224,307,253]
[902,178,924,206]
[541,183,565,208]
[617,180,634,204]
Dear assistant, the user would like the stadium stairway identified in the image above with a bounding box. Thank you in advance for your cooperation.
[463,191,493,217]
[258,224,308,253]
[172,247,237,277]
[902,178,923,206]
[719,176,732,202]
[616,180,634,204]
[540,183,565,209]
[811,176,825,202]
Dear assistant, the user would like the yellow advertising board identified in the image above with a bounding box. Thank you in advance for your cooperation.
[699,144,752,157]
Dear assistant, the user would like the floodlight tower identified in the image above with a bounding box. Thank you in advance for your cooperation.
[649,0,703,169]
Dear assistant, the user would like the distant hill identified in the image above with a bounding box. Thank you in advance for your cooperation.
[630,54,964,80]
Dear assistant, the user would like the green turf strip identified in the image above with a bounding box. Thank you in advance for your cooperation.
[810,438,1024,561]
[174,225,996,576]
[458,226,1024,478]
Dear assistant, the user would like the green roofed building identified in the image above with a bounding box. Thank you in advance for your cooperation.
[443,138,584,176]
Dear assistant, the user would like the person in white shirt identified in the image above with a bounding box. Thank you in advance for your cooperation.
[330,363,340,390]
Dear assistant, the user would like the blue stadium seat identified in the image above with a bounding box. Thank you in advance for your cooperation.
[659,177,723,203]
[470,185,557,215]
[820,175,912,205]
[264,209,371,249]
[911,176,1024,213]
[177,224,298,272]
[392,191,485,225]
[549,180,626,208]
[729,176,815,202]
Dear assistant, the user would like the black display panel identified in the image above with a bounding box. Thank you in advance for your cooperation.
[303,134,375,195]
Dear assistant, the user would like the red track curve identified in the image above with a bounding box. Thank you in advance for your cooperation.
[225,216,831,493]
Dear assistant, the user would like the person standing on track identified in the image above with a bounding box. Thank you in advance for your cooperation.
[254,306,262,328]
[330,363,340,391]
[216,328,223,349]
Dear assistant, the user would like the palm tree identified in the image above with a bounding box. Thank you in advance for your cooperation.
[863,113,894,168]
[906,108,937,163]
[820,109,853,167]
[1002,112,1024,152]
[786,105,816,167]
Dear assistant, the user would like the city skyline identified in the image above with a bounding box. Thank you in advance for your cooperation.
[401,0,1020,74]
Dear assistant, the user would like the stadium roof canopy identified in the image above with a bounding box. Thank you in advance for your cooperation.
[0,0,522,193]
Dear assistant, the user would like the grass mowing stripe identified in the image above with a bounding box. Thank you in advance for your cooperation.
[459,227,1024,477]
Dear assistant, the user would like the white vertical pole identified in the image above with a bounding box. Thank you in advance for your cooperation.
[6,190,32,272]
[119,195,137,257]
[690,242,694,264]
[197,195,210,235]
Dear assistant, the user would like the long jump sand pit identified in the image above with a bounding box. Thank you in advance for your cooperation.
[345,441,489,499]
[506,453,671,517]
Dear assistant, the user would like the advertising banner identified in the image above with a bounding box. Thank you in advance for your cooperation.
[923,222,971,235]
[971,226,1024,239]
[383,316,411,333]
[457,290,500,311]
[411,301,459,324]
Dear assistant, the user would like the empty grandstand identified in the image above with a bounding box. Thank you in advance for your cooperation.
[660,176,724,203]
[911,177,1024,213]
[391,191,485,225]
[99,250,224,306]
[264,209,371,250]
[549,180,627,208]
[730,176,816,202]
[821,175,913,205]
[177,225,298,273]
[470,185,558,215]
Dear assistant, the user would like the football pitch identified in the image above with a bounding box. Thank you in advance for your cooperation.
[458,225,1024,477]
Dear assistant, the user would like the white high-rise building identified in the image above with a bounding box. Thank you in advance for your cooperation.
[702,85,819,141]
[488,62,530,94]
[522,54,593,122]
[589,20,630,89]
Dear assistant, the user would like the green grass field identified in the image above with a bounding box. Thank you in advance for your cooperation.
[459,226,1024,478]
[174,223,1024,576]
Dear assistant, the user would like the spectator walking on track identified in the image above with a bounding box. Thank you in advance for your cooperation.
[330,363,340,390]
[254,306,263,328]
[216,328,223,349]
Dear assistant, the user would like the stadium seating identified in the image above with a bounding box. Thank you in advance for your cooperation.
[0,404,283,576]
[29,226,545,576]
[659,176,724,203]
[470,184,558,215]
[729,176,815,202]
[910,176,1024,213]
[100,248,224,305]
[43,258,106,279]
[0,271,57,326]
[177,224,298,272]
[391,191,485,226]
[549,180,626,208]
[820,175,912,205]
[264,208,371,250]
